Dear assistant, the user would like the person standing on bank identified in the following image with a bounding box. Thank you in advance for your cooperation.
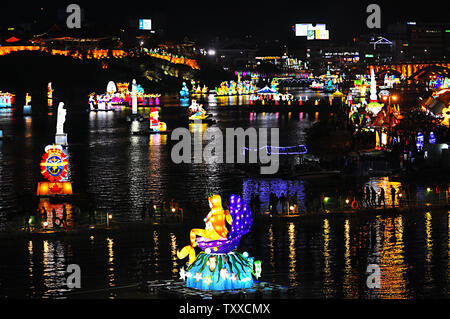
[390,185,397,207]
[42,207,48,223]
[62,205,67,227]
[370,186,377,206]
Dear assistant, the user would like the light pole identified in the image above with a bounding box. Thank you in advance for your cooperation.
[106,213,112,228]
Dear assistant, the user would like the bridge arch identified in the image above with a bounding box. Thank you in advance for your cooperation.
[408,65,450,81]
[375,68,403,78]
[370,62,450,79]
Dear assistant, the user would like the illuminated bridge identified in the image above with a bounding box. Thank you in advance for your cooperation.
[368,61,450,80]
[275,76,314,86]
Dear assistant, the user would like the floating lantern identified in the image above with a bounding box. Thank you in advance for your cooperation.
[0,92,14,108]
[149,107,167,132]
[47,82,53,99]
[37,144,72,196]
[177,194,260,291]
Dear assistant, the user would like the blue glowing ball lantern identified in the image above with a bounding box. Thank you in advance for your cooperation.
[180,82,190,98]
[416,132,424,150]
[429,132,436,144]
[179,194,260,291]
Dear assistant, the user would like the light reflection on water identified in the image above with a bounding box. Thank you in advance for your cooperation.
[322,219,334,298]
[41,240,70,298]
[288,223,296,285]
[0,91,448,298]
[0,210,447,298]
[377,215,408,299]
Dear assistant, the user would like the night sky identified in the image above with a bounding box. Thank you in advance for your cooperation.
[2,0,449,42]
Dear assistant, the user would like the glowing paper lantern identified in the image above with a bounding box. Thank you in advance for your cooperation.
[381,132,387,146]
[416,132,424,150]
[149,108,167,132]
[429,132,436,144]
[37,145,72,196]
[375,131,381,150]
[177,194,260,291]
[40,145,68,182]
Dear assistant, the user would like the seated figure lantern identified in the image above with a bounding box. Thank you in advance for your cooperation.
[188,100,209,121]
[149,107,167,132]
[177,194,261,291]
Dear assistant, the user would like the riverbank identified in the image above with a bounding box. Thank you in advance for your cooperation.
[1,201,448,241]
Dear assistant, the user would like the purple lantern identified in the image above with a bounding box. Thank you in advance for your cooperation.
[196,194,253,253]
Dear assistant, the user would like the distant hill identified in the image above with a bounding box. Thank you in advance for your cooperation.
[0,51,195,108]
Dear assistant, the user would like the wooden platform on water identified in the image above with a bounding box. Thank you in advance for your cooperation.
[139,279,297,299]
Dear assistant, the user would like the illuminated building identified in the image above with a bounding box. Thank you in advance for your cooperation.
[387,22,450,61]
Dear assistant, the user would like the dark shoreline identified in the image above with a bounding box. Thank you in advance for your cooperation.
[1,203,448,241]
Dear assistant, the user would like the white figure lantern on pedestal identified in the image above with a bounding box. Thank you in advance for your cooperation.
[55,102,68,146]
[369,67,378,103]
[132,79,138,114]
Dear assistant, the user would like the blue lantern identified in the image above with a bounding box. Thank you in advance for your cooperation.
[429,132,436,144]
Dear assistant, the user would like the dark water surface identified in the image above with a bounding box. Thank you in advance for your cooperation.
[0,90,448,298]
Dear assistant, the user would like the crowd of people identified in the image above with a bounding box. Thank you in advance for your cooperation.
[23,204,70,231]
[266,192,299,216]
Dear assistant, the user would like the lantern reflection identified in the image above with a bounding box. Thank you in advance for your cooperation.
[322,219,334,297]
[378,216,408,299]
[106,237,115,295]
[288,222,296,284]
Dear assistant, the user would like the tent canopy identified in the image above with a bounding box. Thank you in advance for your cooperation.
[5,36,20,43]
[256,86,277,94]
